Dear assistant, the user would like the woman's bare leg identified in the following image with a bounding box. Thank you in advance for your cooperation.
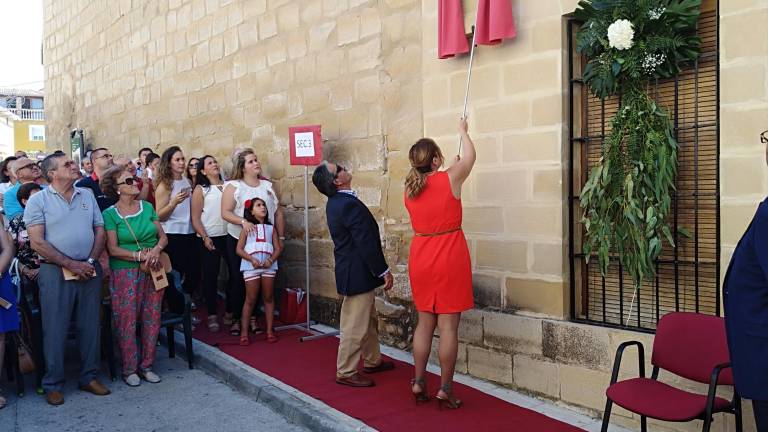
[412,311,437,393]
[436,312,461,397]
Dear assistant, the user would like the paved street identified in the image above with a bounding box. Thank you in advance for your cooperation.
[0,346,309,432]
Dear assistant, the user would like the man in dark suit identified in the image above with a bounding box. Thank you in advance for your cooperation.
[312,161,395,387]
[724,130,768,431]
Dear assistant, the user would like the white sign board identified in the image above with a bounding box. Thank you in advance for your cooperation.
[294,132,315,158]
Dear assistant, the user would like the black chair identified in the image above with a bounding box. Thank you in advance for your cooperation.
[161,270,194,369]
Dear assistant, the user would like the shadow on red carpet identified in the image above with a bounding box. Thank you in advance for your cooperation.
[192,315,585,432]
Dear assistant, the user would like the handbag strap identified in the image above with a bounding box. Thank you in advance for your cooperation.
[119,206,143,251]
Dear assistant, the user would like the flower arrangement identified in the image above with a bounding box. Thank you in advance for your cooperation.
[574,0,702,287]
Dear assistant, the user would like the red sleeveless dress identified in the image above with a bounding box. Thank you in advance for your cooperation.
[405,171,473,313]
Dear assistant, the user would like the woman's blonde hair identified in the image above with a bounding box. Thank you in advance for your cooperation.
[405,138,443,199]
[230,148,255,181]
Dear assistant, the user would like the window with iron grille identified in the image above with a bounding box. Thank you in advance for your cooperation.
[567,1,719,332]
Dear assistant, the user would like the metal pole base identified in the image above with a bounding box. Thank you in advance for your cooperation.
[273,321,339,342]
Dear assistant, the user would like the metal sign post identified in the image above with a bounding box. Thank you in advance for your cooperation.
[275,125,339,342]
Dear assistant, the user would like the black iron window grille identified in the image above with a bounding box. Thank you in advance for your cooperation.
[567,4,720,332]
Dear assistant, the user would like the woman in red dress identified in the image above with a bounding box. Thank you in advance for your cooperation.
[404,118,475,409]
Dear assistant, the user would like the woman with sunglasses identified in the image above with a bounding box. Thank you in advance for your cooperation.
[100,165,168,387]
[186,158,199,189]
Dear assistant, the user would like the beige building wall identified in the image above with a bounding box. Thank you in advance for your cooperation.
[43,0,765,430]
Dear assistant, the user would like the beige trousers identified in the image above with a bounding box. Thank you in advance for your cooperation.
[336,290,382,378]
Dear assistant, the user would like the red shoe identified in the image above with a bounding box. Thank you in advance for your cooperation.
[266,333,278,344]
[239,334,250,346]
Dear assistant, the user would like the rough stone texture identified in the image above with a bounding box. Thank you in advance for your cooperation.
[512,354,559,399]
[542,320,611,371]
[483,310,543,356]
[467,345,514,385]
[471,272,502,309]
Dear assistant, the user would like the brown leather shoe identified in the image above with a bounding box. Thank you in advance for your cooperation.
[45,391,65,406]
[336,373,375,387]
[363,360,395,374]
[79,379,111,396]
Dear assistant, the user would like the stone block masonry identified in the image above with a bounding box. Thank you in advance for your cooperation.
[43,0,767,430]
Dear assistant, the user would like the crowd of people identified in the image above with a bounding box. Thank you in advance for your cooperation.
[0,118,479,411]
[0,145,283,407]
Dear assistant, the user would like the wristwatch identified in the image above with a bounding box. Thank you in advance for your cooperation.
[86,258,96,265]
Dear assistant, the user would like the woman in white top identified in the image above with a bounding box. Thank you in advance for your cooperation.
[191,155,229,332]
[154,146,200,315]
[221,149,285,336]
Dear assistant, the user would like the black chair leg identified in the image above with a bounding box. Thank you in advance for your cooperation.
[167,325,175,358]
[103,305,116,381]
[600,399,613,432]
[702,415,712,432]
[734,396,743,432]
[183,317,193,370]
[6,334,24,396]
[30,312,44,392]
[640,415,647,432]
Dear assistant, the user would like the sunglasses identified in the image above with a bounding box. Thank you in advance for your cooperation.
[15,163,37,172]
[334,164,345,179]
[117,177,137,186]
[761,130,768,145]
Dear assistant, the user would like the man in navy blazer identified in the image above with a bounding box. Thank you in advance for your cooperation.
[312,161,395,387]
[724,130,768,431]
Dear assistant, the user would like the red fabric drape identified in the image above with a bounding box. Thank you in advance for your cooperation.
[438,0,469,59]
[475,0,517,45]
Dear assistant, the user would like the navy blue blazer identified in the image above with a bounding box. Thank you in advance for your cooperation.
[724,198,768,400]
[325,192,387,296]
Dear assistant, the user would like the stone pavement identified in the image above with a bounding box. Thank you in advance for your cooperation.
[0,346,309,432]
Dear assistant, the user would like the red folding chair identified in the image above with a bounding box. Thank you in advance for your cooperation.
[601,312,742,432]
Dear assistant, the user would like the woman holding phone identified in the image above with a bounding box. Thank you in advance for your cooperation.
[155,146,199,315]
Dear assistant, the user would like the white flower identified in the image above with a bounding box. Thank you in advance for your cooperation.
[648,7,665,20]
[607,19,634,50]
[642,53,667,74]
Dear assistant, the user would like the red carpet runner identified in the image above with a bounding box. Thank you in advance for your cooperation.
[192,320,585,432]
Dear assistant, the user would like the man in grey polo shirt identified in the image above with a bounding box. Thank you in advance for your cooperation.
[24,153,111,406]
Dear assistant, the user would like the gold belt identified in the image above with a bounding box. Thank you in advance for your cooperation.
[414,227,462,237]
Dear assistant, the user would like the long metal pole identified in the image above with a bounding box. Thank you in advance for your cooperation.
[304,165,310,329]
[459,22,480,156]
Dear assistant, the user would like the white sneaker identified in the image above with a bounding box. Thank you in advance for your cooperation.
[139,369,161,383]
[123,373,141,387]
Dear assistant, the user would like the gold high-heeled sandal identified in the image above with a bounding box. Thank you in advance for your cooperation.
[436,383,462,410]
[411,377,430,405]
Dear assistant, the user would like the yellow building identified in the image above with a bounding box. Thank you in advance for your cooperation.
[0,87,47,156]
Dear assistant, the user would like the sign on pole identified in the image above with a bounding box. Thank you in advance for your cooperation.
[289,125,322,166]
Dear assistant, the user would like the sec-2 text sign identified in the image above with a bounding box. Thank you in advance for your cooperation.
[289,125,322,166]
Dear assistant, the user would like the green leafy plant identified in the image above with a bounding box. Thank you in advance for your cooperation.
[574,0,701,287]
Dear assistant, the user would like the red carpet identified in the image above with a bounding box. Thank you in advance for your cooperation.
[192,316,585,432]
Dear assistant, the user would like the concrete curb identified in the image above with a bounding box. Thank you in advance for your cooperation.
[159,330,376,432]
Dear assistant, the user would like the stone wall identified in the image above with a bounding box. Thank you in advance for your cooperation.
[43,0,766,430]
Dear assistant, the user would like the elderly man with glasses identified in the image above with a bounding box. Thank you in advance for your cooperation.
[76,147,115,211]
[25,153,111,406]
[3,157,43,219]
